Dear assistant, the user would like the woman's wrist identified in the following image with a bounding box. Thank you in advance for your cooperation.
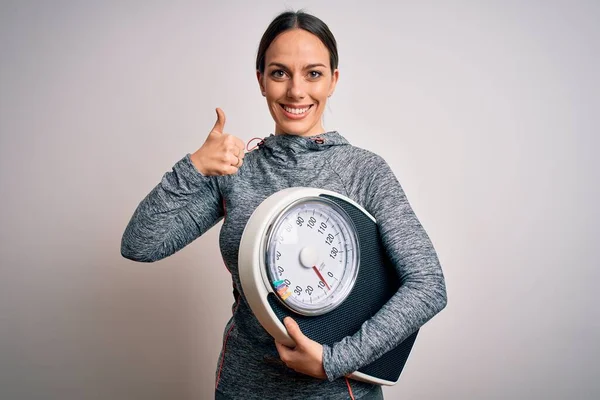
[190,151,208,176]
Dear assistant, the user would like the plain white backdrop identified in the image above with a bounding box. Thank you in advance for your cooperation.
[1,1,598,399]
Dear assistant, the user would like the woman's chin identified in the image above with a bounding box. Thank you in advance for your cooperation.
[276,120,318,136]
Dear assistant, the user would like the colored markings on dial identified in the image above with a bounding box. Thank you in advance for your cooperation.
[273,279,285,288]
[280,291,291,300]
[273,279,291,301]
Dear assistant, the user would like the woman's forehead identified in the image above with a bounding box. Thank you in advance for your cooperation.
[265,29,329,65]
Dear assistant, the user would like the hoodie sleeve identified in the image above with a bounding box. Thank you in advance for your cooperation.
[121,154,224,262]
[321,154,447,381]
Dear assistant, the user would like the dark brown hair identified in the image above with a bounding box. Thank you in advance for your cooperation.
[256,10,339,74]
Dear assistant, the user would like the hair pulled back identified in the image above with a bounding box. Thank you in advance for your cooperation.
[256,10,339,74]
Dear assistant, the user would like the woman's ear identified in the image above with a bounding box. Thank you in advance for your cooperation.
[256,70,266,96]
[329,69,339,97]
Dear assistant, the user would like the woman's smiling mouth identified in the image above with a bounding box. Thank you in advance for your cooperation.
[280,104,314,119]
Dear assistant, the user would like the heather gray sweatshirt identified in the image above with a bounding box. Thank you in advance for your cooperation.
[121,131,447,399]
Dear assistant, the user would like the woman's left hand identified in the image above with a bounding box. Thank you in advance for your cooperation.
[275,317,327,380]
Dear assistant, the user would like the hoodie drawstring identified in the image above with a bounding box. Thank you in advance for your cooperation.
[246,137,265,152]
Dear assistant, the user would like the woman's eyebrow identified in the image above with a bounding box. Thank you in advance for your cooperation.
[304,63,327,69]
[267,62,327,70]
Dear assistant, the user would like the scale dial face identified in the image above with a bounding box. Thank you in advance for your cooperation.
[264,197,360,316]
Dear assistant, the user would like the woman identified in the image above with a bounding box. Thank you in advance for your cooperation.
[121,10,447,400]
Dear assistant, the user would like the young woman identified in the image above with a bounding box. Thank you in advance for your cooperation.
[121,10,447,400]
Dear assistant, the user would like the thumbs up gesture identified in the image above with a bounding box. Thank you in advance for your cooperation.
[190,108,246,176]
[275,317,327,380]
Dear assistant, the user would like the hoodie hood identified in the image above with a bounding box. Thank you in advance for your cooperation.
[255,131,350,168]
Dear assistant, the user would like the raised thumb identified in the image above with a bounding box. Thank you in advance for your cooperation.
[211,107,226,134]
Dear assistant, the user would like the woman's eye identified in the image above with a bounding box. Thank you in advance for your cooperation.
[309,71,322,79]
[271,70,286,78]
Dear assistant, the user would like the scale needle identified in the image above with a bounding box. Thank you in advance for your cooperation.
[312,266,330,290]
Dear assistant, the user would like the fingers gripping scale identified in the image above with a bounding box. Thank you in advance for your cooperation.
[239,187,418,386]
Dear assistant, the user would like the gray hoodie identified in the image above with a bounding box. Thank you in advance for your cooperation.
[121,131,447,399]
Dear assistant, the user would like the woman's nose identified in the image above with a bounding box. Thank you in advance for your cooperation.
[286,76,306,99]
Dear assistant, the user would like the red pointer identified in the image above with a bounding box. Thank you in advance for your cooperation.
[312,266,331,290]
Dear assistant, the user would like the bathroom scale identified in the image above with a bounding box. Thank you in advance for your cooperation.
[238,187,419,385]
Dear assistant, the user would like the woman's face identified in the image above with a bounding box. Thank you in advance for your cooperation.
[257,29,339,137]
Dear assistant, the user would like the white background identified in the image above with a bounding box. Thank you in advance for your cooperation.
[1,1,598,399]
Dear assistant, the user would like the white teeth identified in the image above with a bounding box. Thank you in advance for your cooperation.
[283,105,310,114]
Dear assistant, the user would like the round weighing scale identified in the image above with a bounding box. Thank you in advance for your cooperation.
[239,187,419,386]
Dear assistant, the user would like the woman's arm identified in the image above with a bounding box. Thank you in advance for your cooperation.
[120,154,224,262]
[321,154,448,381]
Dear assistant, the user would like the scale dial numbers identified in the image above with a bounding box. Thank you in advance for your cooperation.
[266,198,360,316]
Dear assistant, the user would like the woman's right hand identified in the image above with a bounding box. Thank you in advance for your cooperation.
[190,108,246,176]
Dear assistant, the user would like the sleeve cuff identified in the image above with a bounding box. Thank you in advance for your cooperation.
[322,344,346,382]
[157,154,216,197]
[171,154,213,186]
